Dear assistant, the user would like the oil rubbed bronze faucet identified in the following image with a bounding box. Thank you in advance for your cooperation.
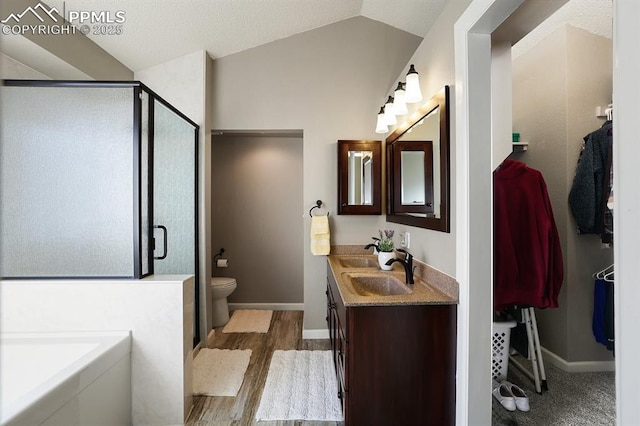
[385,248,414,284]
[364,237,380,252]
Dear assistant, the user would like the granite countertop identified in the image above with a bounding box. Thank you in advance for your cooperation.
[327,252,458,307]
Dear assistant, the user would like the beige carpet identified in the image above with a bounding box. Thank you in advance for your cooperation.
[222,309,273,333]
[193,348,251,396]
[255,350,343,421]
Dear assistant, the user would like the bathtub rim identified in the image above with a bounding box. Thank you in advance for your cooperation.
[0,330,131,425]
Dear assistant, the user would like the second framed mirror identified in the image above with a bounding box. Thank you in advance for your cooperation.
[337,140,382,215]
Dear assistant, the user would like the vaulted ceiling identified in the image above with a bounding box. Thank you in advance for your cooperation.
[40,0,447,72]
[0,0,612,79]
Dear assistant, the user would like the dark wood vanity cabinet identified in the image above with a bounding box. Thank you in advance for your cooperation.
[326,280,347,414]
[326,265,457,425]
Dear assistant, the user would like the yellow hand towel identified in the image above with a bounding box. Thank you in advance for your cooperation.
[310,215,330,255]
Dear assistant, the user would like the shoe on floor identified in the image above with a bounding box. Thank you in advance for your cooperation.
[492,383,516,411]
[503,380,530,412]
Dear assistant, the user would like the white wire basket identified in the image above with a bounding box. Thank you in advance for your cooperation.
[492,320,517,381]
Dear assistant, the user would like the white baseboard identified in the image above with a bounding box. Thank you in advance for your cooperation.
[228,303,304,311]
[303,329,329,340]
[541,347,615,372]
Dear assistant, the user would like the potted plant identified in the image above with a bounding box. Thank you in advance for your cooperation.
[377,229,396,270]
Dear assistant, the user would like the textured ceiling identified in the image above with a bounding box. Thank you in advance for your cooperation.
[513,0,612,58]
[42,0,446,72]
[1,0,611,77]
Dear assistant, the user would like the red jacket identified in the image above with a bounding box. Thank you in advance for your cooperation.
[494,159,564,310]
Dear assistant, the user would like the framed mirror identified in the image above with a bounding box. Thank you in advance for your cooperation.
[386,85,450,232]
[393,141,433,214]
[337,140,382,215]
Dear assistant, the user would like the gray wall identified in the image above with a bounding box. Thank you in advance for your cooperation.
[211,134,303,304]
[382,0,473,276]
[512,25,613,362]
[211,16,422,330]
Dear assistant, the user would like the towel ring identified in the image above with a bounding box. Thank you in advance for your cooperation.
[309,200,329,217]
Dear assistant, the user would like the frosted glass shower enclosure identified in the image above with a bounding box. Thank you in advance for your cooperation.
[0,81,199,331]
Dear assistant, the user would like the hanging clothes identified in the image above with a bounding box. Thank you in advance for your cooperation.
[494,159,564,311]
[592,278,609,347]
[592,265,615,352]
[604,280,615,351]
[568,120,613,244]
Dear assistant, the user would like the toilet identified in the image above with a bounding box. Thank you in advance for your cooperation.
[211,277,238,327]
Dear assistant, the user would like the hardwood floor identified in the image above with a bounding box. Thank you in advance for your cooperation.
[186,310,340,426]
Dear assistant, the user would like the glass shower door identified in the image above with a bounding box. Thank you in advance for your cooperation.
[151,97,199,344]
[152,99,197,277]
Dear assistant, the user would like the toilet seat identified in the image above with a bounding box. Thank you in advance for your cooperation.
[211,277,236,289]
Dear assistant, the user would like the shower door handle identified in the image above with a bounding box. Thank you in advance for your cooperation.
[153,225,168,260]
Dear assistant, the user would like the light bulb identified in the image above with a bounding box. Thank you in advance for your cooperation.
[393,82,408,115]
[405,64,422,103]
[384,96,397,125]
[375,107,388,133]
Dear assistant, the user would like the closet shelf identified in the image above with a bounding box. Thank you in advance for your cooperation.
[512,142,529,152]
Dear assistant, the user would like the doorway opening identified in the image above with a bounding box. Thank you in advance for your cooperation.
[210,130,304,311]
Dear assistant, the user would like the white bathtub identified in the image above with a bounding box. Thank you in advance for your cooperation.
[0,331,131,426]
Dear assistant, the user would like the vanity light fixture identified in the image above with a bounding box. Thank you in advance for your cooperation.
[404,64,423,103]
[384,96,397,125]
[376,106,389,133]
[393,82,408,115]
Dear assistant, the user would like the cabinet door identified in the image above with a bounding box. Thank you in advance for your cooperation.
[327,282,346,415]
[326,284,337,365]
[336,320,346,403]
[337,330,346,415]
